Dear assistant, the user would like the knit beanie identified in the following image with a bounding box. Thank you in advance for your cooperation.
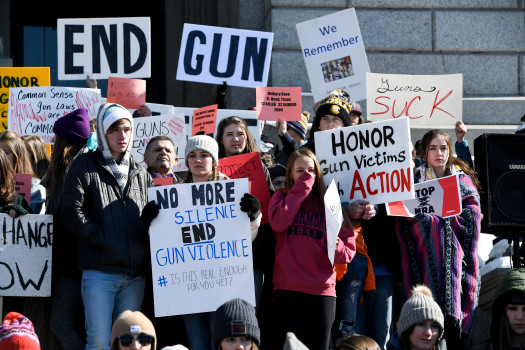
[314,89,352,130]
[213,298,260,349]
[287,112,310,139]
[110,311,156,350]
[184,135,219,166]
[397,285,444,339]
[269,164,286,180]
[0,312,41,350]
[350,102,362,115]
[53,107,91,145]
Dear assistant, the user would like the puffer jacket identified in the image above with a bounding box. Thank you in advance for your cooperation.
[61,149,153,275]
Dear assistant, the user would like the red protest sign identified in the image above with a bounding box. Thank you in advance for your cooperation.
[153,177,174,187]
[14,174,32,205]
[256,86,302,121]
[107,77,146,109]
[218,152,270,224]
[192,104,218,136]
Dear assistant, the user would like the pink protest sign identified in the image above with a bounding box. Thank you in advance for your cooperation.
[218,152,270,224]
[14,174,32,205]
[107,77,146,109]
[256,86,302,121]
[192,104,218,136]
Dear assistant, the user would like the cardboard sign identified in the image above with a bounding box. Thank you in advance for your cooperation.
[192,104,218,136]
[0,214,53,297]
[366,73,463,126]
[0,67,51,132]
[256,87,302,121]
[386,174,462,218]
[130,113,187,170]
[14,174,32,206]
[148,179,255,316]
[218,152,270,224]
[315,117,414,205]
[8,86,101,144]
[107,77,146,109]
[324,179,343,266]
[57,17,151,80]
[177,23,274,88]
[296,8,370,102]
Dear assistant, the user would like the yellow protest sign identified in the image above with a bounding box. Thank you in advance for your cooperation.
[0,67,51,132]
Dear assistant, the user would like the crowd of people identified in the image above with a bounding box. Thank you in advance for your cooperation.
[1,85,524,350]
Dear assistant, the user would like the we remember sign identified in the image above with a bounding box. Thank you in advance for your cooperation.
[8,86,101,144]
[57,17,151,80]
[366,73,463,126]
[148,179,255,316]
[0,214,53,297]
[315,117,414,205]
[177,24,273,88]
[296,8,370,102]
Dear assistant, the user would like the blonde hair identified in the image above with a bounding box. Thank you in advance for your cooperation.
[0,131,35,176]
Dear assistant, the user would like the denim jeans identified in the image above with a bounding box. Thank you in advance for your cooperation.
[356,273,394,349]
[332,253,368,344]
[81,270,145,350]
[182,312,215,350]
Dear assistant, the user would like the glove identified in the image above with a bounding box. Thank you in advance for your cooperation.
[240,193,261,222]
[141,201,159,230]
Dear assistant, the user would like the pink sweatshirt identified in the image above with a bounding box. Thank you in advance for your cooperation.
[269,172,356,297]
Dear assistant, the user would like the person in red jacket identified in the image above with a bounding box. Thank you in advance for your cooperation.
[269,148,356,350]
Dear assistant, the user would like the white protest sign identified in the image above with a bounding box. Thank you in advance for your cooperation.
[8,86,101,144]
[130,113,187,170]
[148,178,255,317]
[324,179,343,266]
[0,214,53,297]
[315,117,414,205]
[177,24,274,88]
[57,17,151,80]
[366,73,463,126]
[386,174,462,218]
[296,8,370,102]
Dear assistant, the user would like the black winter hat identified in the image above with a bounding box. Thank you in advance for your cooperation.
[213,298,260,348]
[314,89,352,130]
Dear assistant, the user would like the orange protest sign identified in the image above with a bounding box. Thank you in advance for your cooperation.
[256,86,302,121]
[107,77,146,109]
[0,67,50,132]
[192,104,218,136]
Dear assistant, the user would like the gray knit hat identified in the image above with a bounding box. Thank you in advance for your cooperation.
[213,298,260,349]
[184,135,219,166]
[396,285,444,339]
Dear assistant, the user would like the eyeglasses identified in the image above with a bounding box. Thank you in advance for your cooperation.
[117,334,154,347]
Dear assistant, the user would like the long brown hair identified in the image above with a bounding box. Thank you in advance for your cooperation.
[421,129,481,190]
[42,135,83,200]
[21,135,50,179]
[216,116,258,158]
[335,334,381,350]
[0,131,35,176]
[0,149,16,203]
[491,304,515,350]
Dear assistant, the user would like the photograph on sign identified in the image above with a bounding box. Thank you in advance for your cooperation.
[0,67,51,132]
[176,23,274,88]
[8,86,101,144]
[0,214,53,297]
[296,8,369,102]
[57,17,151,80]
[366,73,463,127]
[315,117,414,205]
[148,178,255,316]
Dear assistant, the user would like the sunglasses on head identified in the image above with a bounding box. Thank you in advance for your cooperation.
[117,334,154,347]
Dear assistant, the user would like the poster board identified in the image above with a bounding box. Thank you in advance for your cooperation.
[148,178,255,316]
[57,17,151,80]
[192,104,218,136]
[14,174,32,206]
[296,8,370,102]
[8,86,101,144]
[315,117,414,205]
[107,77,146,109]
[386,174,462,218]
[0,67,50,132]
[256,86,302,121]
[177,23,273,88]
[0,214,53,297]
[366,73,463,126]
